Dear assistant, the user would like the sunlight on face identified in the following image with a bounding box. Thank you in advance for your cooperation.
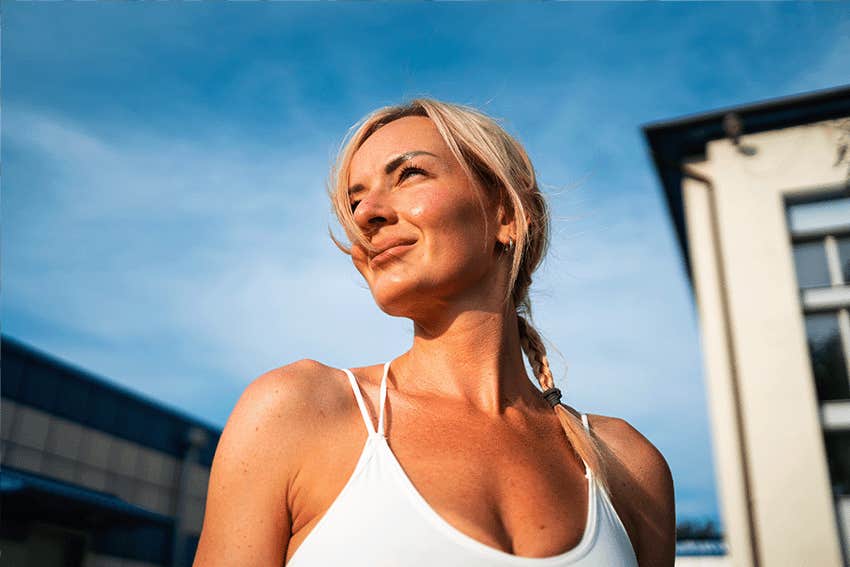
[347,116,506,319]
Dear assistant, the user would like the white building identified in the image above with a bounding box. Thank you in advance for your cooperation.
[645,85,850,566]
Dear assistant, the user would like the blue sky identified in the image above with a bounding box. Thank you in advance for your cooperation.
[4,2,849,528]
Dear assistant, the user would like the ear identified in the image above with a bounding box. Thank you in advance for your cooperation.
[495,200,517,246]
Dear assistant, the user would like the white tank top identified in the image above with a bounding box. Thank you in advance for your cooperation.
[287,360,639,566]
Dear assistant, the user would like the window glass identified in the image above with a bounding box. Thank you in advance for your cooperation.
[788,197,850,235]
[792,240,832,289]
[838,235,850,285]
[824,431,850,496]
[805,312,850,401]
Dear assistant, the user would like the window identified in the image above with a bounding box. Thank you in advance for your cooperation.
[787,189,850,564]
[787,193,850,404]
[793,241,831,289]
[825,431,850,496]
[805,312,850,401]
[839,235,850,283]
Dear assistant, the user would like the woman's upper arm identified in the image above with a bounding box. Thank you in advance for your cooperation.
[193,361,316,566]
[628,427,676,567]
[592,416,676,567]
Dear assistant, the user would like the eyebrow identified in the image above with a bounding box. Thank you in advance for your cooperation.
[347,150,438,196]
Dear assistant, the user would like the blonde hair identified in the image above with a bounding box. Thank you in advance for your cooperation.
[327,98,609,492]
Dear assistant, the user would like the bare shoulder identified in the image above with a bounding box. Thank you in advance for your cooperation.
[194,359,349,566]
[235,358,351,428]
[585,414,676,567]
[220,359,350,450]
[585,414,673,491]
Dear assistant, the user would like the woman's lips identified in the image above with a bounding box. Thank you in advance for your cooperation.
[369,242,416,267]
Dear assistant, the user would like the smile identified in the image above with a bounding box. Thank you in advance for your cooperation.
[370,242,416,268]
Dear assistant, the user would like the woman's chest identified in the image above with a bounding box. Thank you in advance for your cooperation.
[288,417,594,560]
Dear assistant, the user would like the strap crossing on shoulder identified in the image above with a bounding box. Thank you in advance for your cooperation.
[341,360,391,437]
[342,368,376,435]
[581,413,590,431]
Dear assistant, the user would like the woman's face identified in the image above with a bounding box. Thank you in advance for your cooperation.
[347,116,510,318]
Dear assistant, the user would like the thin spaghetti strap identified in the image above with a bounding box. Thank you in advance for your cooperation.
[580,413,592,479]
[376,360,390,437]
[341,368,377,436]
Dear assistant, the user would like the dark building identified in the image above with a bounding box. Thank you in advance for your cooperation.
[1,336,221,567]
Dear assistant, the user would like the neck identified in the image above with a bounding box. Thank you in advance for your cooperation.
[392,307,543,414]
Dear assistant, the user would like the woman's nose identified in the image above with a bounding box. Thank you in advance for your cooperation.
[353,190,397,230]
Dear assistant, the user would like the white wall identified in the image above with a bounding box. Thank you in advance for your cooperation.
[681,118,848,566]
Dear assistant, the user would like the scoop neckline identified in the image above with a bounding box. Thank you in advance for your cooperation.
[377,434,598,565]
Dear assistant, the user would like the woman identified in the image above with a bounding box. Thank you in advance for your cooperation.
[194,99,675,566]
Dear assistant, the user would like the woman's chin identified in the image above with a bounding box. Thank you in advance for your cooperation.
[370,284,425,318]
[371,293,411,317]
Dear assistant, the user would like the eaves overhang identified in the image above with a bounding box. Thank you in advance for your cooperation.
[642,84,850,288]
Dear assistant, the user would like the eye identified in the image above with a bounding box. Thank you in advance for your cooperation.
[398,165,426,182]
[350,200,360,212]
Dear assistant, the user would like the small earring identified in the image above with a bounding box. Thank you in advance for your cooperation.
[505,238,515,252]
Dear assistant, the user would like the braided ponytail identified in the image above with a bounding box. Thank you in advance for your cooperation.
[517,314,610,494]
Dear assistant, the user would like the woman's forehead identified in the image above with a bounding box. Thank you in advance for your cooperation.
[350,116,448,173]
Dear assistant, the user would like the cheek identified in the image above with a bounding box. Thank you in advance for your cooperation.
[351,242,368,262]
[417,191,489,259]
[351,243,370,275]
[415,185,483,225]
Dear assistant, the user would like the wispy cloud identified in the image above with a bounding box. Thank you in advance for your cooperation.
[5,107,411,395]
